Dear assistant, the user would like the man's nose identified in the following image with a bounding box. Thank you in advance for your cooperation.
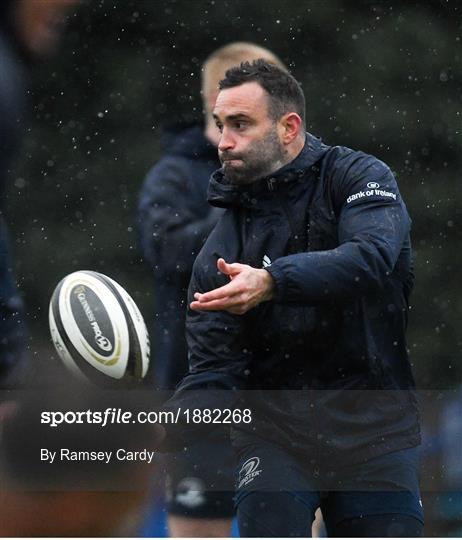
[218,127,235,152]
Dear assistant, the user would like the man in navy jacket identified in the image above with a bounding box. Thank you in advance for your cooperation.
[159,60,423,537]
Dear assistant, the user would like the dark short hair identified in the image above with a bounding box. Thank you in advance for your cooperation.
[219,59,305,125]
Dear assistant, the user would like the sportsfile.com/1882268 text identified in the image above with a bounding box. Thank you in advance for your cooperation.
[40,408,253,428]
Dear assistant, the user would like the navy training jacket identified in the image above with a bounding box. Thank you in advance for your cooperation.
[162,133,420,464]
[138,125,222,388]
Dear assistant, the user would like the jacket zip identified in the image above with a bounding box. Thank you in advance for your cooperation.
[278,184,322,452]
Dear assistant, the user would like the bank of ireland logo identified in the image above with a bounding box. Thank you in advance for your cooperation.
[367,181,380,189]
[238,457,262,488]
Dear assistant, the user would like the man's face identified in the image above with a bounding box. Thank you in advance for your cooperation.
[213,81,287,184]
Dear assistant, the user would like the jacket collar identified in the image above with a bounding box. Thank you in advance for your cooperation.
[208,133,330,208]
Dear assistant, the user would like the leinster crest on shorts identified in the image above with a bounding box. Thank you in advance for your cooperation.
[238,457,262,488]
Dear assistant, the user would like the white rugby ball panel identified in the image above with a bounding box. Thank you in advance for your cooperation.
[49,302,87,381]
[105,275,150,379]
[84,271,149,380]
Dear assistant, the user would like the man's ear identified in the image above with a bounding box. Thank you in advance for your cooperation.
[279,113,302,145]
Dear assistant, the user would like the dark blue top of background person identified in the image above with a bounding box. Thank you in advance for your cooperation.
[138,123,222,389]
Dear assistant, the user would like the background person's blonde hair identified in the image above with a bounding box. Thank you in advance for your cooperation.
[201,41,285,114]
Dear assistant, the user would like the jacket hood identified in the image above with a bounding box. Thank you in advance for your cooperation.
[161,124,218,162]
[208,133,330,208]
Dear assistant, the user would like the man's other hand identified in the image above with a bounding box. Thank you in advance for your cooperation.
[190,258,275,315]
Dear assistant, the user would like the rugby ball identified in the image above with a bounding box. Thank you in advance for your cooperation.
[49,270,150,386]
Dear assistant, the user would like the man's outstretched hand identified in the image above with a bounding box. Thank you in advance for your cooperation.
[190,258,275,315]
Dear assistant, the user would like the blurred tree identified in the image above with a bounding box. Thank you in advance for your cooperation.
[4,0,461,387]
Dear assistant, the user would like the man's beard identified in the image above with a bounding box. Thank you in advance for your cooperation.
[220,126,287,185]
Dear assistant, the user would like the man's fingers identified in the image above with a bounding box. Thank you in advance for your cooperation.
[191,261,262,314]
[194,281,243,303]
[190,296,248,313]
[191,296,250,314]
[190,297,233,311]
[217,258,232,275]
[217,257,244,277]
[191,288,253,313]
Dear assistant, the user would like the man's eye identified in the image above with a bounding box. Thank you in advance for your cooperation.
[216,124,223,133]
[234,121,247,130]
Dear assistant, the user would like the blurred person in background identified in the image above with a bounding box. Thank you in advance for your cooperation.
[0,0,79,386]
[0,381,161,536]
[0,0,78,386]
[138,42,285,537]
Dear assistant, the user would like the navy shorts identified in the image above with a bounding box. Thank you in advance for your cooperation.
[235,438,423,536]
[163,436,235,519]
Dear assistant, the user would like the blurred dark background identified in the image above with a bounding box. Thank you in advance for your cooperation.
[2,0,461,536]
[7,0,460,388]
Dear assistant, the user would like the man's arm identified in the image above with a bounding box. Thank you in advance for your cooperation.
[137,158,221,276]
[191,155,410,313]
[267,156,410,305]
